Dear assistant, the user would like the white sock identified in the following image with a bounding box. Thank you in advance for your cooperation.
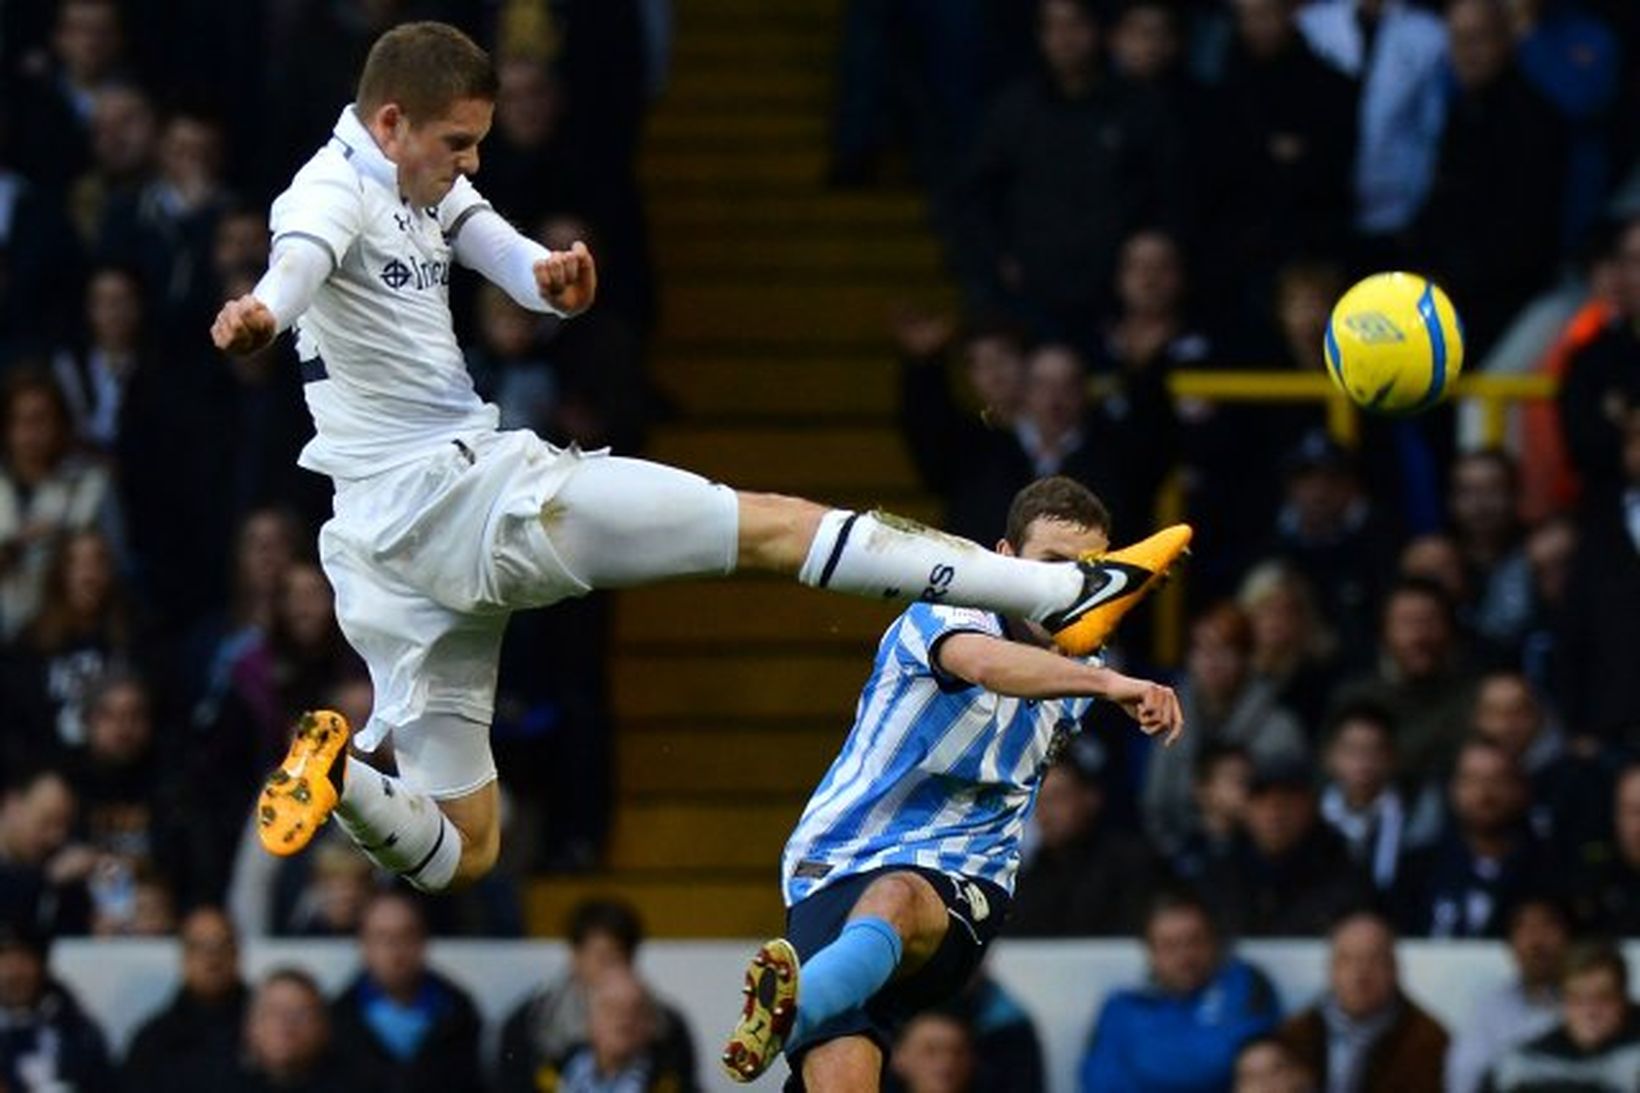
[334,758,462,892]
[797,510,1083,620]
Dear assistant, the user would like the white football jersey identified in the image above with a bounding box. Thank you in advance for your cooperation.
[268,106,501,480]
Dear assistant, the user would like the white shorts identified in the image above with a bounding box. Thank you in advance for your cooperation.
[320,429,738,785]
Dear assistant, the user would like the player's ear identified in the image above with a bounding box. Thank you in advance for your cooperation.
[995,539,1014,557]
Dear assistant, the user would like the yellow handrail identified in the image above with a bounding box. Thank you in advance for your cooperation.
[1148,370,1559,664]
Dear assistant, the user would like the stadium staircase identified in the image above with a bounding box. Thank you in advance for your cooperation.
[525,0,955,936]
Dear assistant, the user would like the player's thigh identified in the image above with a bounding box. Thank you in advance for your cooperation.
[851,870,951,974]
[798,1034,883,1093]
[545,456,740,587]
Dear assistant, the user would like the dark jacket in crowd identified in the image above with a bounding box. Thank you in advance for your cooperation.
[1483,1011,1640,1093]
[1420,69,1566,356]
[1008,823,1162,937]
[961,73,1187,319]
[1394,828,1556,939]
[897,345,1177,544]
[0,170,84,363]
[329,969,482,1093]
[1278,993,1449,1093]
[0,978,115,1092]
[946,975,1047,1093]
[1202,823,1372,937]
[122,982,249,1093]
[1558,319,1640,509]
[1558,491,1640,745]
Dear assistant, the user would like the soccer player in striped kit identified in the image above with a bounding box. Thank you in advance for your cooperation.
[722,477,1184,1089]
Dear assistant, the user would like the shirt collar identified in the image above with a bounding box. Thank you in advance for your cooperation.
[332,104,400,195]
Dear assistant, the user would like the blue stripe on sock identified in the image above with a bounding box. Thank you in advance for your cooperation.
[791,916,903,1046]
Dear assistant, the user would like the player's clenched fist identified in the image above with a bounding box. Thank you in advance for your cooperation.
[1119,680,1185,747]
[211,294,277,355]
[533,241,597,316]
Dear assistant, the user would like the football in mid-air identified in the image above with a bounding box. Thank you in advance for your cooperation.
[1324,271,1465,414]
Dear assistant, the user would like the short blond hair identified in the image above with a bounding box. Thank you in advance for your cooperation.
[357,21,497,123]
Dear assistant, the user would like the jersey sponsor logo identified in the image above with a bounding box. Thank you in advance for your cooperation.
[380,256,450,292]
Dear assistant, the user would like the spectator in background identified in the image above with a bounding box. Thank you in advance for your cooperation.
[1485,942,1640,1092]
[279,833,376,939]
[1268,433,1394,669]
[177,966,350,1092]
[1097,230,1210,378]
[1508,0,1621,247]
[0,119,86,364]
[331,892,481,1092]
[1447,450,1534,663]
[1396,739,1551,938]
[51,263,152,452]
[539,967,698,1093]
[6,0,129,187]
[959,0,1187,343]
[891,1010,979,1093]
[1558,217,1640,510]
[1144,604,1307,856]
[1319,702,1441,894]
[1296,0,1448,259]
[1010,734,1161,936]
[1202,0,1355,330]
[1558,404,1640,749]
[0,369,120,641]
[1331,578,1476,780]
[1236,1036,1319,1093]
[468,283,554,434]
[478,57,578,240]
[500,899,697,1088]
[1239,561,1340,734]
[943,971,1046,1093]
[67,82,156,248]
[1080,892,1282,1092]
[123,906,249,1091]
[1276,911,1449,1093]
[1419,0,1565,358]
[1446,896,1569,1093]
[98,108,231,327]
[0,768,90,936]
[1573,765,1640,934]
[1203,758,1371,937]
[0,922,114,1091]
[2,529,136,762]
[1172,742,1253,881]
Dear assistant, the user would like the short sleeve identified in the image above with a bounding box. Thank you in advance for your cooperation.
[902,603,1003,687]
[438,176,494,243]
[268,154,366,272]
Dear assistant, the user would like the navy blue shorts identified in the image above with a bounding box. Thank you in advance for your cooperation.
[781,866,1010,1089]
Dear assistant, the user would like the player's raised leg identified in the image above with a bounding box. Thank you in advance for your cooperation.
[723,870,950,1086]
[538,457,1190,657]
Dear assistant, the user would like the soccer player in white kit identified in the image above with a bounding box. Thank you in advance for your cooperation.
[210,22,1191,893]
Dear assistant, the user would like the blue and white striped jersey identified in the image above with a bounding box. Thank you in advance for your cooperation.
[781,602,1093,906]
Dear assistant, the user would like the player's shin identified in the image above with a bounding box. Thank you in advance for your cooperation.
[333,758,463,891]
[797,510,1081,617]
[789,916,903,1045]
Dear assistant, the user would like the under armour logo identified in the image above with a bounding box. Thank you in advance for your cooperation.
[380,259,414,289]
[393,212,411,232]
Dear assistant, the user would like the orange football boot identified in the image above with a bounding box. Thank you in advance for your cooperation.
[1046,524,1194,657]
[256,710,350,857]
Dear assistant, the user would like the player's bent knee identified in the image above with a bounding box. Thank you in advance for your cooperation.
[854,872,932,931]
[802,1036,883,1093]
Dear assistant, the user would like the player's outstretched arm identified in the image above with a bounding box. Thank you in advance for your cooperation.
[451,207,597,317]
[210,294,277,355]
[209,236,333,356]
[532,241,597,316]
[936,632,1183,744]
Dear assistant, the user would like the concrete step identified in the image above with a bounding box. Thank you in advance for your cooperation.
[647,112,827,146]
[671,32,833,71]
[645,424,917,493]
[652,353,896,418]
[617,721,845,797]
[664,68,829,111]
[526,873,782,938]
[653,232,941,278]
[612,651,869,720]
[641,148,829,189]
[607,801,804,871]
[649,192,927,234]
[614,580,897,647]
[658,283,954,344]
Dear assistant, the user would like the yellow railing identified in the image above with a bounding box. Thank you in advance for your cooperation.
[1149,370,1560,663]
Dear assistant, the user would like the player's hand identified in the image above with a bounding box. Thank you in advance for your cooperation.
[534,241,597,316]
[211,294,277,355]
[1114,678,1184,747]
